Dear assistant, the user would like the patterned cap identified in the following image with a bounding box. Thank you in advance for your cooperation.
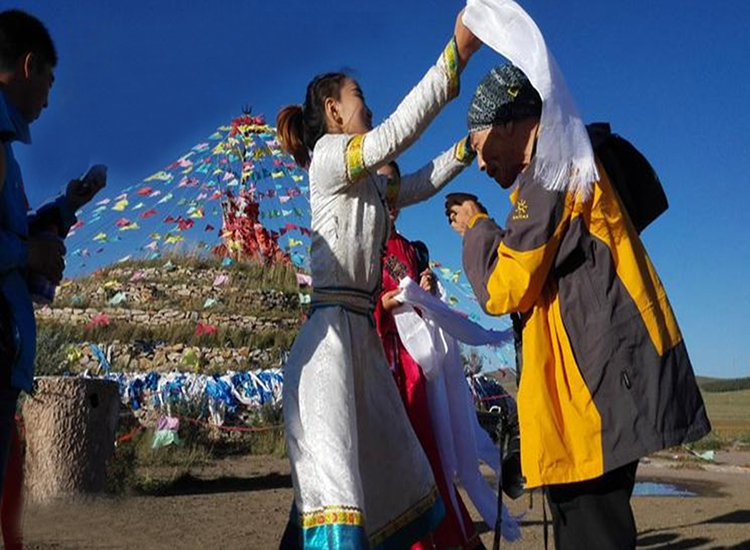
[467,64,542,132]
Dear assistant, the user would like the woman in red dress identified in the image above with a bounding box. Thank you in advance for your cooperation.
[375,163,482,550]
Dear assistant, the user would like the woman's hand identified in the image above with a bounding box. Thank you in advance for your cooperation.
[455,9,482,71]
[381,289,403,312]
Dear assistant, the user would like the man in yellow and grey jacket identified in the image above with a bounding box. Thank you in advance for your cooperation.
[447,64,710,550]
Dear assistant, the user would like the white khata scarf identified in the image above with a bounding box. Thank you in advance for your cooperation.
[464,0,599,199]
[393,277,520,542]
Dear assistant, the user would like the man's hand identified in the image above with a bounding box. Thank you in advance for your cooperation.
[66,164,107,210]
[446,198,483,237]
[381,289,403,312]
[27,235,65,284]
[419,269,438,295]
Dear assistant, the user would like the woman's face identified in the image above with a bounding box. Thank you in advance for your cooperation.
[336,78,373,134]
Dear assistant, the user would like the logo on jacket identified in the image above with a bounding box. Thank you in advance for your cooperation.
[512,199,529,221]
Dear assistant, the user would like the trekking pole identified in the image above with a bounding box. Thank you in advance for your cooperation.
[492,412,508,550]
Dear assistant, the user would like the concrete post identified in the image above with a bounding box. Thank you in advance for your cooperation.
[22,377,120,503]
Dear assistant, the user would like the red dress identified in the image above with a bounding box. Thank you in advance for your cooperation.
[375,231,479,549]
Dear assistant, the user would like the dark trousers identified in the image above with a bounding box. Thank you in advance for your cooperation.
[546,461,638,550]
[0,387,20,496]
[279,502,300,549]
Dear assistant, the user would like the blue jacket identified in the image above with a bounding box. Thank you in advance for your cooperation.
[1,90,77,392]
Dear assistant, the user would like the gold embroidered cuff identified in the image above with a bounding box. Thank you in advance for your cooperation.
[345,134,367,184]
[440,37,460,100]
[301,506,365,529]
[370,487,440,546]
[453,135,476,164]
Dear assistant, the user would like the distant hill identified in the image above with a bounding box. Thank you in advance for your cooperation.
[697,376,750,393]
[485,374,750,397]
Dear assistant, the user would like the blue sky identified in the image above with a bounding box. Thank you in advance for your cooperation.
[10,1,750,378]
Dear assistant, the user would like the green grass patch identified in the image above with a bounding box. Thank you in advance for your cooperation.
[687,433,732,451]
[34,325,78,376]
[700,377,750,393]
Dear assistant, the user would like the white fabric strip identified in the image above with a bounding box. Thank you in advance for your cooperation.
[393,277,520,540]
[463,0,598,199]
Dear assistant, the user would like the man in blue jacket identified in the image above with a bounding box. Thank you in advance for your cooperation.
[0,9,105,494]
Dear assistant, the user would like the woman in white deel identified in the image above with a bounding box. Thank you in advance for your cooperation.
[275,11,482,549]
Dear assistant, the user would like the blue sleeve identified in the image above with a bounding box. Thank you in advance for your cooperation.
[0,229,28,275]
[0,141,28,274]
[27,194,78,238]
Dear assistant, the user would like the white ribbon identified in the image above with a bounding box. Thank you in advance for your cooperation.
[393,277,520,540]
[463,0,598,199]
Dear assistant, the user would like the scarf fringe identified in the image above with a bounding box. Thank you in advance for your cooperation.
[535,157,598,202]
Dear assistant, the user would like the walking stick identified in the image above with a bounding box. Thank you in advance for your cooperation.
[492,411,509,550]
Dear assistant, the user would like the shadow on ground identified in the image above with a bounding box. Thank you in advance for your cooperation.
[637,508,750,549]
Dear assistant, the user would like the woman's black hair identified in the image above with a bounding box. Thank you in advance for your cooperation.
[276,73,348,167]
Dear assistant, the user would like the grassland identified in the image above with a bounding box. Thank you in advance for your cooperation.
[488,371,750,447]
[700,388,750,441]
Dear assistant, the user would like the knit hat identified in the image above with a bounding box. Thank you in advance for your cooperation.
[467,64,542,133]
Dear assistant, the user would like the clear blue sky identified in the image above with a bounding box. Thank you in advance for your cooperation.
[10,1,750,378]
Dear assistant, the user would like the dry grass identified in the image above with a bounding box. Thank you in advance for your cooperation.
[100,252,302,294]
[105,405,286,494]
[37,319,299,355]
[701,388,750,437]
[52,290,302,319]
[56,252,305,317]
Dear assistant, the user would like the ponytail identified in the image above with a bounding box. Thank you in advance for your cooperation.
[277,105,310,168]
[275,72,348,170]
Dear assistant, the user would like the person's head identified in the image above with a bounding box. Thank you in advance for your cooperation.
[377,161,401,225]
[412,240,430,274]
[444,192,487,234]
[277,73,373,168]
[0,10,57,123]
[467,64,542,188]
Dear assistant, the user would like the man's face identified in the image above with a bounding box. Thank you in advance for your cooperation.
[470,123,530,189]
[20,55,55,123]
[446,199,482,237]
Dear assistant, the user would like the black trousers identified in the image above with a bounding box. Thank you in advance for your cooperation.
[546,461,638,550]
[0,387,20,497]
[278,502,300,550]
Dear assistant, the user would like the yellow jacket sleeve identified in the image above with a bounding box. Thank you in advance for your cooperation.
[462,178,571,315]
